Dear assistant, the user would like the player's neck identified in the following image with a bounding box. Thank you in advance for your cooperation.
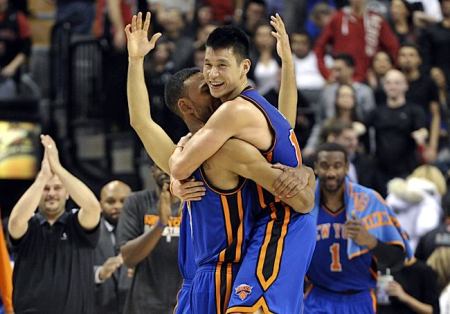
[220,79,249,102]
[321,186,345,212]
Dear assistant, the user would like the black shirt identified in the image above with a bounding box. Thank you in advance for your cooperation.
[366,103,426,176]
[10,210,100,314]
[406,74,439,124]
[415,221,450,262]
[378,260,440,314]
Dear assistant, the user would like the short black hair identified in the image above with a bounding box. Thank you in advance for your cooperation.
[206,25,250,61]
[399,42,422,59]
[164,68,201,117]
[315,142,348,163]
[334,53,355,68]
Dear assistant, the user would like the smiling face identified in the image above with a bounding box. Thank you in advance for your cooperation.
[315,151,348,193]
[39,175,68,218]
[203,47,250,101]
[182,72,219,122]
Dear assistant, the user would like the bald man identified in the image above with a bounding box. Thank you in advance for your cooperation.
[94,180,132,314]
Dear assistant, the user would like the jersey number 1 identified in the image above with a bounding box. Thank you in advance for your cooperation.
[329,243,342,272]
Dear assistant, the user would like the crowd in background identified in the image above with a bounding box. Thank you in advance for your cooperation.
[1,0,450,313]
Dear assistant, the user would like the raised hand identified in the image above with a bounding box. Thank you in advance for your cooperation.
[40,134,62,171]
[124,12,162,59]
[38,150,53,181]
[158,182,172,226]
[270,14,291,61]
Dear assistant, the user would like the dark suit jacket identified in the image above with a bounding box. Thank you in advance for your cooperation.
[94,218,131,314]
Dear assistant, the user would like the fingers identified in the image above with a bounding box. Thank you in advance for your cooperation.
[131,14,137,32]
[275,176,298,199]
[137,12,142,30]
[272,170,289,193]
[271,163,288,170]
[180,181,205,189]
[149,32,162,47]
[143,12,151,32]
[124,24,131,38]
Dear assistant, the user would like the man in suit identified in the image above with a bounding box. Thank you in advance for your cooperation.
[94,180,132,314]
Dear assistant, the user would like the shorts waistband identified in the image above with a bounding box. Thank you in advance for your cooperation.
[197,262,239,273]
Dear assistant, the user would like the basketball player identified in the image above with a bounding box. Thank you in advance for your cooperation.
[167,22,316,314]
[125,12,315,314]
[305,143,410,314]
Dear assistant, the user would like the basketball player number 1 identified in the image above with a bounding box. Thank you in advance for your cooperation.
[329,243,342,272]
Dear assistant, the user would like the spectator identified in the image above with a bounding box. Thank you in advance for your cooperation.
[388,0,417,44]
[314,0,399,82]
[93,0,134,131]
[427,247,450,295]
[291,31,327,106]
[238,0,267,37]
[420,0,450,91]
[54,0,95,35]
[386,177,441,251]
[307,2,336,41]
[366,51,393,105]
[416,192,450,261]
[250,23,279,95]
[8,135,101,314]
[117,166,182,313]
[378,259,440,314]
[0,0,31,99]
[366,69,427,195]
[304,54,375,156]
[94,180,132,314]
[398,43,441,163]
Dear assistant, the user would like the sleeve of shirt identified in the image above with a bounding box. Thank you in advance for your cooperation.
[8,218,34,251]
[116,194,144,248]
[379,17,400,64]
[313,13,337,80]
[73,210,101,248]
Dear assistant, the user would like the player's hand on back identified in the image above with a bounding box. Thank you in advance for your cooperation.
[125,12,162,59]
[270,13,291,62]
[171,178,206,202]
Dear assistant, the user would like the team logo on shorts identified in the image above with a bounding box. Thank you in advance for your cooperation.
[235,284,253,301]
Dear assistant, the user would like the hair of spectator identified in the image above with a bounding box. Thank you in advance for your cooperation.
[334,53,355,68]
[315,142,349,163]
[319,119,354,143]
[206,25,250,62]
[164,68,201,117]
[399,42,423,59]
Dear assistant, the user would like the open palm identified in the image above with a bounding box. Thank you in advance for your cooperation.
[125,12,162,59]
[270,14,291,61]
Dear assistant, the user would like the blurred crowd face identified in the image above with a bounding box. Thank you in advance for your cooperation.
[245,2,266,29]
[152,43,171,65]
[332,60,353,84]
[349,0,366,10]
[398,46,421,72]
[0,0,7,12]
[372,51,393,77]
[336,85,356,112]
[151,166,170,189]
[160,9,185,35]
[291,33,310,59]
[39,175,68,218]
[442,0,450,18]
[197,24,218,46]
[315,151,348,193]
[197,5,213,26]
[100,181,131,226]
[390,0,410,22]
[383,70,408,99]
[335,128,358,158]
[254,24,275,51]
[431,67,447,89]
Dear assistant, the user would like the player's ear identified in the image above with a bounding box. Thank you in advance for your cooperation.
[242,58,251,75]
[177,98,194,114]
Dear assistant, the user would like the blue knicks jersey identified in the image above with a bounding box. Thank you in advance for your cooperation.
[240,88,302,217]
[189,168,258,266]
[178,204,197,280]
[307,206,377,292]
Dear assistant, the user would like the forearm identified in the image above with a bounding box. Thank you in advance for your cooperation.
[429,103,440,152]
[400,293,433,314]
[4,53,26,73]
[127,58,175,173]
[107,0,124,31]
[371,241,405,271]
[8,175,46,238]
[53,165,100,227]
[278,57,297,128]
[120,225,164,267]
[287,182,315,213]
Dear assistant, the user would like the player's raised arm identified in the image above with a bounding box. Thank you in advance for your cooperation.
[126,12,175,174]
[271,14,297,128]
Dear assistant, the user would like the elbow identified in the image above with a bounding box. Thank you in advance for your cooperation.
[170,162,192,181]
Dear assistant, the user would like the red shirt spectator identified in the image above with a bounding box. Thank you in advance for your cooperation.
[314,4,399,82]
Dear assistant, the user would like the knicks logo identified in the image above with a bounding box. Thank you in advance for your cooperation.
[235,284,253,301]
